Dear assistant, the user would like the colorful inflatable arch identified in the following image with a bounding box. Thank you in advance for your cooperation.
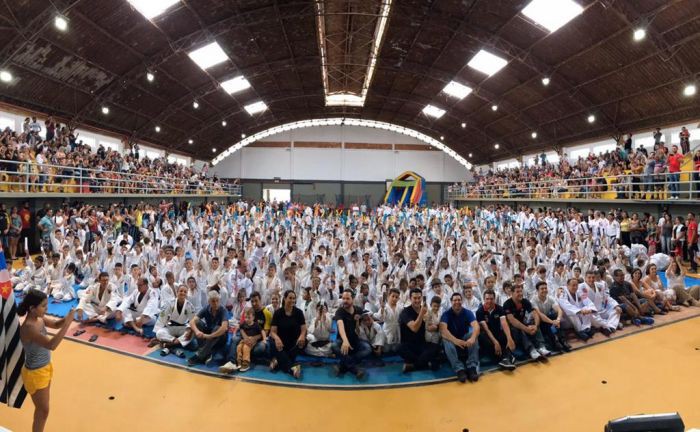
[384,171,427,206]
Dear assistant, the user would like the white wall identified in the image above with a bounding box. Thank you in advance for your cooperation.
[212,125,471,182]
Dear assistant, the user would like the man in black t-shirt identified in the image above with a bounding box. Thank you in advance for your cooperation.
[503,285,549,362]
[476,289,516,370]
[398,288,440,373]
[331,290,371,379]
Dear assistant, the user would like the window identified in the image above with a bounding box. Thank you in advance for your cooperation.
[634,135,655,149]
[79,136,96,149]
[521,0,583,33]
[672,128,699,144]
[144,150,162,160]
[467,49,508,76]
[0,116,15,131]
[263,188,290,203]
[100,141,121,153]
[593,143,616,155]
[167,155,188,166]
[569,148,590,160]
[188,42,229,70]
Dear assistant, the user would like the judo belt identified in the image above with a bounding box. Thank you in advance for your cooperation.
[167,321,187,327]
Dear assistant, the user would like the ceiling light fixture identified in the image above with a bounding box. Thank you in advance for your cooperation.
[494,143,500,149]
[683,84,697,97]
[244,101,268,115]
[633,28,646,41]
[531,131,538,138]
[0,70,12,82]
[440,135,445,140]
[101,106,109,115]
[192,100,199,109]
[542,77,550,86]
[587,114,596,123]
[127,0,180,20]
[241,133,246,138]
[212,148,217,153]
[54,16,68,31]
[442,81,473,99]
[221,120,227,127]
[461,122,466,128]
[146,72,154,82]
[521,0,584,33]
[155,125,161,132]
[220,76,251,95]
[188,42,229,70]
[467,49,508,76]
[468,153,473,157]
[422,104,446,119]
[491,104,498,111]
[188,139,193,144]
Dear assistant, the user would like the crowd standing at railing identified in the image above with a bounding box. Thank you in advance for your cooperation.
[6,199,700,382]
[0,120,238,194]
[449,127,700,200]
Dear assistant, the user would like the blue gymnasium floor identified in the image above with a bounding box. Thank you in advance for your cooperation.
[22,271,700,389]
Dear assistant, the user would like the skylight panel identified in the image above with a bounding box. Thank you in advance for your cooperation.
[188,42,229,70]
[521,0,584,33]
[467,49,508,76]
[325,93,365,107]
[127,0,180,20]
[220,76,251,94]
[244,101,268,115]
[422,105,446,119]
[442,81,472,100]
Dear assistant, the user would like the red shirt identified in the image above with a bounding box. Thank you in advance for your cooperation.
[668,154,683,173]
[688,220,698,244]
[18,208,31,229]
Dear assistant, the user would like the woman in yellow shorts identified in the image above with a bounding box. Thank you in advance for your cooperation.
[18,289,74,432]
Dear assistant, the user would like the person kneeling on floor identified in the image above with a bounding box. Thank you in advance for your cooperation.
[439,292,480,383]
[115,277,159,335]
[155,285,196,358]
[188,290,229,366]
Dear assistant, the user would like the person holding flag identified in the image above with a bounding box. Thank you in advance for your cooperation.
[1,248,27,416]
[14,274,74,432]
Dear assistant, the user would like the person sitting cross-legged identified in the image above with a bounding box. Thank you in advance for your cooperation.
[332,290,371,379]
[439,292,480,383]
[476,289,517,371]
[154,284,196,357]
[187,290,229,366]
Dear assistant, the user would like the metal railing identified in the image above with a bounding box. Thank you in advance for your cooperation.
[0,159,241,196]
[447,170,700,201]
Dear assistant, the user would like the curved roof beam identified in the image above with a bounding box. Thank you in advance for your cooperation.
[210,118,471,170]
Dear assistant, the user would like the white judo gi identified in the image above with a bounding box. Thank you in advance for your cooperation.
[118,288,160,325]
[76,282,115,320]
[154,299,196,346]
[557,285,605,332]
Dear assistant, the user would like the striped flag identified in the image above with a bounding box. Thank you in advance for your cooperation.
[0,250,27,408]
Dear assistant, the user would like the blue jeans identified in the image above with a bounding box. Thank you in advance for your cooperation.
[226,332,269,363]
[668,173,679,197]
[442,330,479,373]
[332,339,372,371]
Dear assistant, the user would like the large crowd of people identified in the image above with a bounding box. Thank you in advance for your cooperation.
[0,118,229,194]
[451,127,700,200]
[6,199,700,383]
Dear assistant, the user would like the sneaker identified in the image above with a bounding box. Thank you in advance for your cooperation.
[641,317,654,325]
[529,348,541,360]
[466,367,479,382]
[536,347,551,357]
[160,347,170,357]
[632,318,642,326]
[402,363,415,374]
[187,355,204,366]
[219,361,239,374]
[174,348,186,358]
[239,363,250,373]
[576,331,590,341]
[600,327,612,337]
[498,357,516,370]
[291,364,302,380]
[457,369,468,383]
[269,358,278,372]
[560,341,572,352]
[204,355,215,366]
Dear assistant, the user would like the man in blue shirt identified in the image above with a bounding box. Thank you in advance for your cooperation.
[439,292,480,383]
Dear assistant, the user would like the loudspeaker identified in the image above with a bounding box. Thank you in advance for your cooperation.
[605,413,684,432]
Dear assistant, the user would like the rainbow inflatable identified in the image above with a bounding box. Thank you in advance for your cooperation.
[384,171,427,206]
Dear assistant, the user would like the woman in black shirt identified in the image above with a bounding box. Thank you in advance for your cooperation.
[269,290,307,379]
